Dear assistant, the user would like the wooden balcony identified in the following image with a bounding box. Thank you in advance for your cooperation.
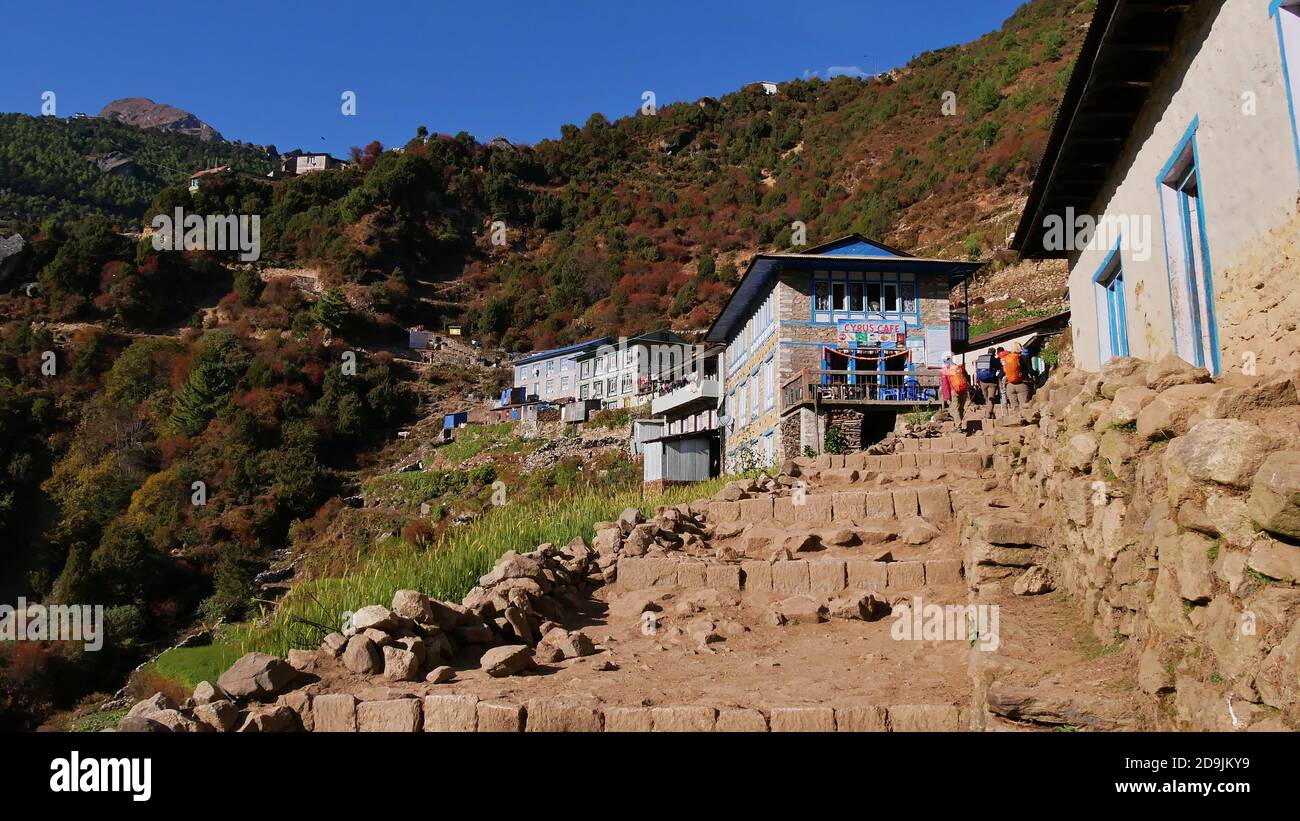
[781,368,942,412]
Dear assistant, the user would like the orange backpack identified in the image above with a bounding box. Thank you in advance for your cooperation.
[1001,352,1023,384]
[945,365,969,394]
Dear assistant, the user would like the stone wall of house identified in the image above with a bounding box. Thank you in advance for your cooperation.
[983,354,1300,730]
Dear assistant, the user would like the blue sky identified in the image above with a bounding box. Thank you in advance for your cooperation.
[2,0,1024,155]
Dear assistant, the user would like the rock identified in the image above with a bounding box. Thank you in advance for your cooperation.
[1109,386,1157,426]
[1145,353,1211,391]
[481,644,535,677]
[972,513,1048,546]
[716,484,747,502]
[898,517,940,545]
[1247,538,1300,584]
[1247,451,1300,539]
[193,700,239,732]
[341,635,383,675]
[237,705,298,733]
[543,629,596,659]
[1013,566,1054,596]
[827,591,886,621]
[770,595,827,626]
[1138,647,1174,695]
[986,685,1126,730]
[1098,356,1147,397]
[1136,383,1218,439]
[391,589,434,622]
[216,652,297,700]
[382,646,421,681]
[1061,432,1098,471]
[321,632,348,656]
[593,528,622,555]
[425,665,456,684]
[1209,373,1299,418]
[127,692,176,718]
[618,506,646,533]
[351,605,398,633]
[1167,419,1270,489]
[287,649,318,671]
[478,551,544,587]
[192,681,225,706]
[117,715,170,732]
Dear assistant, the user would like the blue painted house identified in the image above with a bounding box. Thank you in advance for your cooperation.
[704,234,982,467]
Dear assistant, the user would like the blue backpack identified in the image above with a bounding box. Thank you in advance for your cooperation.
[975,355,998,383]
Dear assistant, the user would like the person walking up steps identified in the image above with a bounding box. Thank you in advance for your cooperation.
[974,347,1001,418]
[940,353,969,427]
[1000,342,1030,414]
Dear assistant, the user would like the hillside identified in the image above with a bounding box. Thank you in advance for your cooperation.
[0,113,273,227]
[97,97,225,142]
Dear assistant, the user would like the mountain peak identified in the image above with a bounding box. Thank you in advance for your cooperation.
[96,97,223,142]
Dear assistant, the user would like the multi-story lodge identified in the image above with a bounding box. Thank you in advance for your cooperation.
[510,337,610,403]
[704,235,982,469]
[1014,0,1300,375]
[574,330,694,409]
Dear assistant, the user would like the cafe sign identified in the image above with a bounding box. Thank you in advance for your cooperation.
[837,319,907,348]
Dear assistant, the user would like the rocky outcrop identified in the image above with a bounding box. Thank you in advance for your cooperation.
[96,97,223,142]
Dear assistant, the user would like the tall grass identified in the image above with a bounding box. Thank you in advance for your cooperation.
[217,477,728,660]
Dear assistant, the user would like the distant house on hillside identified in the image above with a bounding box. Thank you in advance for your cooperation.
[704,234,982,467]
[1013,0,1300,375]
[573,329,696,410]
[275,152,351,177]
[189,165,231,192]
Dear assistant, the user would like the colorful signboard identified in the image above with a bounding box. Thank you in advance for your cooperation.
[836,319,907,348]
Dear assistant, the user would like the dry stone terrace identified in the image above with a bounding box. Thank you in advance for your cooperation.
[119,355,1300,732]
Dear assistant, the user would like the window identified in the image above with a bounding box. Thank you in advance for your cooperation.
[594,381,603,397]
[580,384,589,400]
[1275,2,1300,174]
[560,376,570,391]
[1094,245,1129,362]
[607,377,618,395]
[763,357,775,410]
[546,360,555,375]
[814,282,830,311]
[580,360,590,378]
[545,379,554,395]
[1158,120,1219,373]
[749,374,760,421]
[621,373,632,394]
[849,281,864,311]
[737,382,747,425]
[763,432,774,466]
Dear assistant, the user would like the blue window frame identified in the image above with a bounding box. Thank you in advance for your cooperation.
[1156,118,1220,374]
[810,270,918,323]
[1272,1,1300,175]
[1093,243,1129,362]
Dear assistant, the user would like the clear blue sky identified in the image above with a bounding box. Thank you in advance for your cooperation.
[2,0,1024,155]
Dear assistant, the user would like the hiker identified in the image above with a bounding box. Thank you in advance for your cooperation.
[974,347,1001,416]
[1000,342,1031,413]
[940,352,969,425]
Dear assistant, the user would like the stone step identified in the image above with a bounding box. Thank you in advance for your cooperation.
[807,451,991,471]
[706,485,955,525]
[615,556,965,594]
[310,693,969,732]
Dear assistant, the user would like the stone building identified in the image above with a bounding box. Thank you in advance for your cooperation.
[1014,0,1300,376]
[704,235,982,468]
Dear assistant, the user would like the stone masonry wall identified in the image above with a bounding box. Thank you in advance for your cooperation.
[989,354,1300,730]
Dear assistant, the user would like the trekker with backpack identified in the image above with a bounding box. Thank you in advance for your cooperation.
[1000,342,1030,413]
[974,347,1001,415]
[940,353,969,425]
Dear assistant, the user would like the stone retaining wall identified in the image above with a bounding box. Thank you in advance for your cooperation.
[301,694,968,732]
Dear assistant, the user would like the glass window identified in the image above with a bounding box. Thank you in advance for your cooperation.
[866,282,882,311]
[883,282,899,312]
[814,282,830,311]
[580,384,589,400]
[832,282,847,311]
[849,281,864,311]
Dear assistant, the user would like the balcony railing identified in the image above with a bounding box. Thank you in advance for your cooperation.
[651,377,722,416]
[781,369,942,410]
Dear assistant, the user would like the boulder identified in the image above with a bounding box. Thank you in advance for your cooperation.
[618,506,646,533]
[1247,451,1300,539]
[1109,386,1157,426]
[391,589,434,622]
[1248,538,1300,584]
[1061,432,1098,471]
[321,632,348,656]
[193,700,239,732]
[770,595,827,626]
[1208,373,1299,418]
[116,716,170,733]
[127,692,176,718]
[1012,565,1054,596]
[425,665,456,684]
[827,591,886,621]
[216,652,297,700]
[1166,419,1270,489]
[542,629,596,659]
[351,605,397,633]
[237,705,297,733]
[1136,383,1219,440]
[478,551,544,587]
[1145,353,1211,391]
[898,517,940,545]
[481,644,535,677]
[382,646,421,682]
[191,681,225,706]
[341,635,383,675]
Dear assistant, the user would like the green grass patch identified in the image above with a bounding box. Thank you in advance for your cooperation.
[436,423,536,464]
[70,709,129,733]
[147,643,246,692]
[210,477,730,662]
